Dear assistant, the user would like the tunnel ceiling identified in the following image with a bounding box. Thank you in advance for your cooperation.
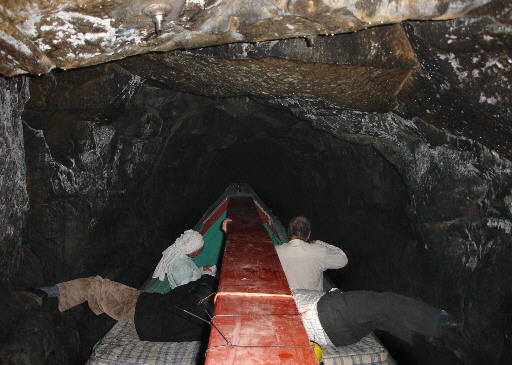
[1,0,510,159]
[0,0,489,76]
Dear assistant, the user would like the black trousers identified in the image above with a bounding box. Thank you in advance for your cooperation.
[135,275,217,342]
[317,290,441,346]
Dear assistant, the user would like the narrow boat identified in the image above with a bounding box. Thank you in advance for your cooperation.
[88,183,393,365]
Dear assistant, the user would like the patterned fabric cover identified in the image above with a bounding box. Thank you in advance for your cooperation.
[87,322,203,365]
[88,321,390,365]
[322,333,390,365]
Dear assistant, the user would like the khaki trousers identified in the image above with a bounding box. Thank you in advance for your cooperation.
[57,276,141,326]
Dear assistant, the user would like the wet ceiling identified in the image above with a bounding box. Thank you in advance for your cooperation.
[2,0,510,159]
[0,0,488,76]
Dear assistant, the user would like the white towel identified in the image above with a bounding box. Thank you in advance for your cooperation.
[152,229,204,281]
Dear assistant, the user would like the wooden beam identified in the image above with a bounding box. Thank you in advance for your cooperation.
[205,196,317,364]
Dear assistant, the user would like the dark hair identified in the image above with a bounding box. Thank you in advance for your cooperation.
[288,216,312,240]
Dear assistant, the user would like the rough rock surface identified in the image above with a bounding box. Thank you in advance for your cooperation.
[119,24,417,112]
[269,98,512,363]
[0,0,490,76]
[1,66,172,364]
[398,0,512,159]
[0,77,29,281]
[21,64,167,285]
[1,57,510,364]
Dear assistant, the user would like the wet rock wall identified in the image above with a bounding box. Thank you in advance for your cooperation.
[20,65,178,286]
[3,65,509,364]
[274,99,512,363]
[0,76,29,281]
[0,67,190,364]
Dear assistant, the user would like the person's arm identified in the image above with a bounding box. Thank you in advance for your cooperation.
[221,218,232,233]
[314,240,348,270]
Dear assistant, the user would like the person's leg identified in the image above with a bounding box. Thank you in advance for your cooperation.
[317,290,442,346]
[57,276,141,323]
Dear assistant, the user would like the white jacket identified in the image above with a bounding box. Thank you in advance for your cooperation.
[276,239,347,291]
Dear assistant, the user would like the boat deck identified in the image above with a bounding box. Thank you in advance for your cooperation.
[205,196,317,364]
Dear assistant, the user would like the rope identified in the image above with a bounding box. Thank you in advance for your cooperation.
[174,301,314,352]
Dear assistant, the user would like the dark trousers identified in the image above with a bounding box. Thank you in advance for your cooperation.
[317,290,441,346]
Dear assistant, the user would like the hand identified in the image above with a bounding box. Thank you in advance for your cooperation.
[202,265,217,277]
[221,218,232,233]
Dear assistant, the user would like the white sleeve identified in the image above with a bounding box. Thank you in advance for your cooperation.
[167,257,202,289]
[314,240,348,270]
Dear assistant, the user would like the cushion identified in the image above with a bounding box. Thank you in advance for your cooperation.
[322,333,392,365]
[87,322,203,365]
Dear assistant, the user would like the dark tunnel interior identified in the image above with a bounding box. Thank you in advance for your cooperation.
[1,2,512,364]
[1,69,491,364]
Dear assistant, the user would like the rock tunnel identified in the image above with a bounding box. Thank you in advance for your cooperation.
[0,0,511,364]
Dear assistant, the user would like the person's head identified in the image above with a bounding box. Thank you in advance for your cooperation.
[288,216,312,241]
[176,229,204,257]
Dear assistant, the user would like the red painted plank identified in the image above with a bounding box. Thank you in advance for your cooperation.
[214,294,298,316]
[254,202,282,242]
[208,315,312,347]
[200,199,228,235]
[206,346,317,364]
[205,196,317,365]
[225,223,271,243]
[218,246,290,294]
